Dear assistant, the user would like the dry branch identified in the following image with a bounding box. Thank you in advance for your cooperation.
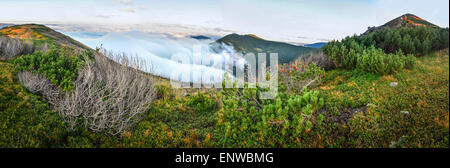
[19,50,156,135]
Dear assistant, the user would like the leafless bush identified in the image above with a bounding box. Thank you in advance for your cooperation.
[0,36,34,60]
[18,50,156,135]
[301,50,335,70]
[18,71,61,104]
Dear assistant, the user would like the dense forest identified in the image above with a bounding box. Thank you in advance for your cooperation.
[322,27,449,74]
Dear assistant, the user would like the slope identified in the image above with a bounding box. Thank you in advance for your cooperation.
[0,24,90,50]
[365,13,440,34]
[212,33,321,64]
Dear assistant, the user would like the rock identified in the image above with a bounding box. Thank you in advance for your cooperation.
[389,135,407,148]
[400,111,409,115]
[390,82,398,87]
[389,141,396,148]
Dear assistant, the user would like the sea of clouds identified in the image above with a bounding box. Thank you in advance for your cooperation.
[65,31,246,84]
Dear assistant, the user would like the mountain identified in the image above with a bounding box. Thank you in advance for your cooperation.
[364,13,439,34]
[212,33,321,64]
[304,42,328,48]
[189,35,211,40]
[0,23,15,29]
[0,24,90,50]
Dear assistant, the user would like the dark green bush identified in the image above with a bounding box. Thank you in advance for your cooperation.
[214,64,325,147]
[355,47,416,75]
[13,45,93,91]
[186,92,218,114]
[322,27,446,74]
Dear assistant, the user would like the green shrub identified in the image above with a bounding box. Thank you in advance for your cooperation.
[279,62,325,93]
[355,47,416,75]
[215,71,325,147]
[13,45,93,91]
[155,83,175,100]
[186,92,218,114]
[322,26,448,74]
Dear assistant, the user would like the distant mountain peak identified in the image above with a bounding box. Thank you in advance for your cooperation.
[387,13,438,28]
[189,35,211,40]
[246,34,265,40]
[364,13,439,34]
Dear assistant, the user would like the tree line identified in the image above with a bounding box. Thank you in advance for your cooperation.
[322,26,449,74]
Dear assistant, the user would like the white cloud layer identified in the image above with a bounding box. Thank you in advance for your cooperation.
[0,0,448,43]
[64,31,245,83]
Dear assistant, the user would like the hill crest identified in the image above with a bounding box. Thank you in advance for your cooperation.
[213,33,334,69]
[0,24,90,50]
[364,13,439,34]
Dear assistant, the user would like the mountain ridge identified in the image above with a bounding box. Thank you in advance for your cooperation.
[0,24,91,50]
[213,33,320,63]
[304,42,328,48]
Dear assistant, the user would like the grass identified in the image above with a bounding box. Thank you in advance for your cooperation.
[0,49,448,148]
[0,61,69,147]
[317,49,449,147]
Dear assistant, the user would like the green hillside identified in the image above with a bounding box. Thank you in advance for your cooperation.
[1,48,448,147]
[0,18,449,148]
[0,24,90,50]
[213,33,320,64]
[323,13,449,75]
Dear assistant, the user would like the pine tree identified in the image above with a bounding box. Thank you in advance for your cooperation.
[423,38,432,54]
[413,37,423,54]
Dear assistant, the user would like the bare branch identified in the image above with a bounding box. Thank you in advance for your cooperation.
[0,36,35,60]
[18,50,156,135]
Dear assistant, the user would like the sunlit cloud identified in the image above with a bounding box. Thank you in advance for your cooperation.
[119,7,135,13]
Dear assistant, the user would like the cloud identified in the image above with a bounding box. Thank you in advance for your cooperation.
[119,7,135,13]
[118,0,132,5]
[95,14,113,19]
[66,31,243,83]
[139,6,148,10]
[297,36,331,43]
[114,0,136,13]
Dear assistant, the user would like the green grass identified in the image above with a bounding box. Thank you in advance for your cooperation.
[0,61,68,147]
[0,49,448,148]
[317,49,449,147]
[13,45,93,91]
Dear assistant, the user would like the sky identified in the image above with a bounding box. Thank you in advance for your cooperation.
[0,0,449,43]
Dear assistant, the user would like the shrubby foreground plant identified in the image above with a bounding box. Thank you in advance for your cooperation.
[17,47,156,135]
[213,61,326,147]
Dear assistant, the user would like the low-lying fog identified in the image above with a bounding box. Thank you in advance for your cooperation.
[65,31,246,84]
